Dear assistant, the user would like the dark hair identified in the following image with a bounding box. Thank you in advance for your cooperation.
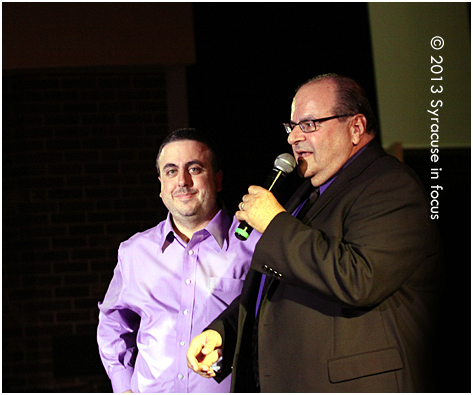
[298,73,378,135]
[155,128,221,176]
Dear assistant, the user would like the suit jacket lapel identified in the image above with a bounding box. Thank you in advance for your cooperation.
[300,142,386,224]
[262,143,386,302]
[284,179,314,213]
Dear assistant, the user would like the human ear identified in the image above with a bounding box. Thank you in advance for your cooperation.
[351,114,367,146]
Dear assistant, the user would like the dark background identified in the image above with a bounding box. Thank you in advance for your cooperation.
[188,3,379,211]
[3,3,470,392]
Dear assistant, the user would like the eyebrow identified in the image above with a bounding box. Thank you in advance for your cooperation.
[162,160,205,171]
[291,116,317,123]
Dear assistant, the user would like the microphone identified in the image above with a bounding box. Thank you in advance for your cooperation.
[235,153,296,241]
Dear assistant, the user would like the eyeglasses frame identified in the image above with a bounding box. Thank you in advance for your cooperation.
[283,114,353,134]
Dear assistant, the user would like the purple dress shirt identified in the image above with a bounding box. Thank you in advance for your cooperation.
[97,208,259,393]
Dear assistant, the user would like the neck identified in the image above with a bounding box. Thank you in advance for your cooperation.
[310,135,374,187]
[171,208,219,244]
[352,133,374,155]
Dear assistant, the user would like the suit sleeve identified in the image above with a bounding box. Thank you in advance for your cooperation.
[253,169,439,308]
[206,293,241,382]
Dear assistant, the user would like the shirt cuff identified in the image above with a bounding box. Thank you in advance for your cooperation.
[110,367,134,393]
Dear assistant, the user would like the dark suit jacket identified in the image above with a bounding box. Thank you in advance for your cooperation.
[208,142,443,392]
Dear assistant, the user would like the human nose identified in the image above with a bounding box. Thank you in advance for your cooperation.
[287,124,305,146]
[177,170,192,187]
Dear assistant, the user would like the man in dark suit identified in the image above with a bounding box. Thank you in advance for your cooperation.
[187,74,442,392]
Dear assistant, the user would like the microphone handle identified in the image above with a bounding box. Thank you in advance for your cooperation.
[235,169,287,241]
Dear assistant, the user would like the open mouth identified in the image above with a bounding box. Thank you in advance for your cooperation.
[295,151,312,164]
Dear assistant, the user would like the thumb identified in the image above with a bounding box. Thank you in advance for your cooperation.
[200,332,221,355]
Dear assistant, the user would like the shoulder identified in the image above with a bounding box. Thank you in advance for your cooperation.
[366,155,425,193]
[351,143,425,192]
[119,222,164,252]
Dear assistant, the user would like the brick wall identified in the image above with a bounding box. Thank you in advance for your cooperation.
[3,68,170,392]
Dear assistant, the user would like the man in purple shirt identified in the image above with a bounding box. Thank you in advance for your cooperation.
[97,128,259,393]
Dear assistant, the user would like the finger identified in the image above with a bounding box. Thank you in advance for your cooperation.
[200,363,217,377]
[186,339,205,371]
[197,369,216,379]
[202,330,222,352]
[202,340,218,356]
[235,209,247,222]
[186,354,198,372]
[202,350,219,366]
[202,370,216,378]
[248,185,263,194]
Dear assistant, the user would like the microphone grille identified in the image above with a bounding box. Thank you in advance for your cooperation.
[274,153,296,174]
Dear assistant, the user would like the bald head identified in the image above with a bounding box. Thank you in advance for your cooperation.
[287,74,375,186]
[297,74,378,136]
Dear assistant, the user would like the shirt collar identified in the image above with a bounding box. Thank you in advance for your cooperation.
[204,206,232,250]
[160,206,231,252]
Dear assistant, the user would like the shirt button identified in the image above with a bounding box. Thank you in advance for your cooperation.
[188,250,194,255]
[178,374,184,380]
[183,309,189,315]
[185,279,191,285]
[180,341,186,346]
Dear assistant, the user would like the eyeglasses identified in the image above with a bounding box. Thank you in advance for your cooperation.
[283,114,352,134]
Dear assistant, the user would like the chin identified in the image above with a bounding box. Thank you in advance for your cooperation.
[296,160,308,177]
[296,168,307,179]
[297,167,314,180]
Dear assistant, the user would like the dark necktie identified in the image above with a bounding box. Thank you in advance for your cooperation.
[296,187,320,220]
